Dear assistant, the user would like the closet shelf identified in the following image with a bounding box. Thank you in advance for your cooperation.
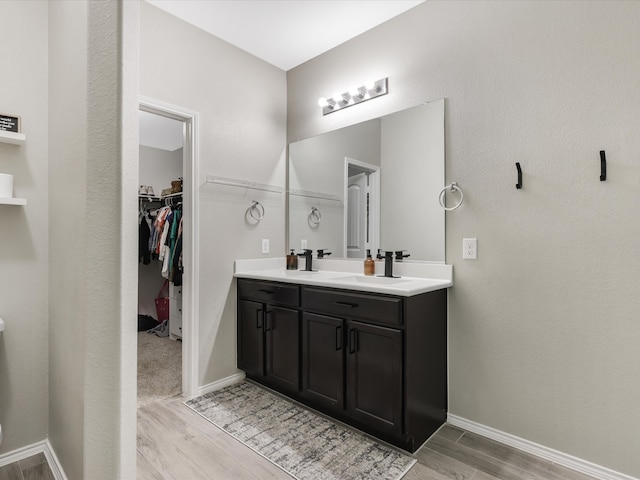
[138,192,182,201]
[0,197,27,206]
[0,131,26,145]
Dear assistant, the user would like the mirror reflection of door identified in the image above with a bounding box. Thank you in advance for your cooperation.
[345,157,380,259]
[347,173,366,258]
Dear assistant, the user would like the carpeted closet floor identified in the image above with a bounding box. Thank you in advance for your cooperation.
[137,331,182,407]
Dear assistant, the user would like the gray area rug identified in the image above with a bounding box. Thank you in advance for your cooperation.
[185,381,416,480]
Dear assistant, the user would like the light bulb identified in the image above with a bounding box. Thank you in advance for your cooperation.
[332,92,342,103]
[318,97,328,107]
[348,85,359,97]
[364,79,375,91]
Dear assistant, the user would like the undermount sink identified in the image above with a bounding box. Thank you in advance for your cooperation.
[283,270,346,280]
[284,269,320,275]
[339,275,411,285]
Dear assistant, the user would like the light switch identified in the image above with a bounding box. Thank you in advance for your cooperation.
[261,238,269,254]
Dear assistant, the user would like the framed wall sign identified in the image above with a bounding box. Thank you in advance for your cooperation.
[0,114,21,133]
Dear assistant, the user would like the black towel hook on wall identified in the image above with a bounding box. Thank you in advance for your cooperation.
[515,162,523,189]
[600,150,606,181]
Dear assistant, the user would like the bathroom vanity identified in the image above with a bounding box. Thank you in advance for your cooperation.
[235,259,451,452]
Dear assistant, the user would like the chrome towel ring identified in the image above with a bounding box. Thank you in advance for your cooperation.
[249,200,265,221]
[308,206,322,226]
[438,182,464,211]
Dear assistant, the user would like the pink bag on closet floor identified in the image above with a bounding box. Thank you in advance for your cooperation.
[154,280,170,323]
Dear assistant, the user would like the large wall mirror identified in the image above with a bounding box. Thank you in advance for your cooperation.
[288,98,445,263]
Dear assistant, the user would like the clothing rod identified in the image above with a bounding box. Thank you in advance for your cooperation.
[288,188,341,202]
[205,175,283,194]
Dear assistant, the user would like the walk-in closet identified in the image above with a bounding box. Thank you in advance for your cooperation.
[137,110,184,406]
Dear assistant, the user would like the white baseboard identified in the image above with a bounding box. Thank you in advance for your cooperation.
[0,439,67,480]
[447,414,637,480]
[193,372,245,398]
[43,439,68,480]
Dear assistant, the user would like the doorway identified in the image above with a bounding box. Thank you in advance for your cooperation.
[138,96,199,399]
[344,157,380,259]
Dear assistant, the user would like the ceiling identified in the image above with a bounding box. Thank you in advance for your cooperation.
[146,0,424,71]
[141,0,424,151]
[139,111,184,152]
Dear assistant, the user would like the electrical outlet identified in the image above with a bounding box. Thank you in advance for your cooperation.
[463,238,477,260]
[261,238,269,254]
[301,239,307,250]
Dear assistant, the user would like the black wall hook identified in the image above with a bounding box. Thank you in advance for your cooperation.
[600,150,606,181]
[515,162,523,189]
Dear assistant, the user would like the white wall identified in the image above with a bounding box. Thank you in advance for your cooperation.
[49,1,139,478]
[0,0,49,456]
[287,1,640,478]
[48,2,86,476]
[139,145,183,197]
[140,3,287,388]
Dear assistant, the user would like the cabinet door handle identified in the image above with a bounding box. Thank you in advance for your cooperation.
[334,301,358,308]
[349,328,356,354]
[258,289,274,295]
[265,310,272,331]
[256,309,263,329]
[335,326,342,351]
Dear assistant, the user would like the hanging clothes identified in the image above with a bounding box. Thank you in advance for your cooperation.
[170,216,184,285]
[138,198,184,278]
[139,216,151,265]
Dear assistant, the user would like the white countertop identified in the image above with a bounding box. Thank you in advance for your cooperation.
[234,258,452,297]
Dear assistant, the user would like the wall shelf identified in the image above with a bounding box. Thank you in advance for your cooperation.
[0,131,26,145]
[0,197,27,205]
[205,175,283,194]
[288,188,342,202]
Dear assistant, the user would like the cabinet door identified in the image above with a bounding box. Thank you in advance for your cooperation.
[237,299,265,378]
[346,321,403,436]
[265,306,300,391]
[301,313,345,410]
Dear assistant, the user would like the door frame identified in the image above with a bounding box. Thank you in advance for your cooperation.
[139,95,199,397]
[343,157,380,259]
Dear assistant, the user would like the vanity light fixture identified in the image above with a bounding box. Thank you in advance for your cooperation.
[318,77,388,115]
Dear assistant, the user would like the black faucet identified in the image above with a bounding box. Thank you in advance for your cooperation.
[376,250,397,278]
[317,249,332,259]
[395,250,410,261]
[298,249,315,271]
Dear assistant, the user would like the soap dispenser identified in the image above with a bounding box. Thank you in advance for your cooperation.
[286,249,298,270]
[364,249,375,276]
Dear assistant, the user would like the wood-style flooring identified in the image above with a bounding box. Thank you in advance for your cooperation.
[0,396,601,479]
[137,396,600,480]
[0,453,54,480]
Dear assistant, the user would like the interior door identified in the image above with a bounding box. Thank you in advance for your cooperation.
[347,172,367,258]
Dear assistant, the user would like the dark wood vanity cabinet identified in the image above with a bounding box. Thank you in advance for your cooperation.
[237,277,447,453]
[301,287,404,436]
[301,312,345,409]
[237,279,300,393]
[345,320,403,436]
